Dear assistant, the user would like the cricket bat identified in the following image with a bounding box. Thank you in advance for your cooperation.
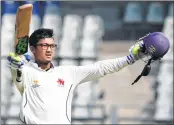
[15,4,33,55]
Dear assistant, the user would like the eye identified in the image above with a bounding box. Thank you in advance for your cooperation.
[42,44,48,47]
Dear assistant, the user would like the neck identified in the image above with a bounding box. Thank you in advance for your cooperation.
[36,61,52,70]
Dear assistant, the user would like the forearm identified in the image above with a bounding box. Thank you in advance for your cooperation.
[75,56,130,84]
[10,68,24,94]
[95,56,129,75]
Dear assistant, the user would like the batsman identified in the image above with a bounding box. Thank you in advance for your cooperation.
[7,28,170,124]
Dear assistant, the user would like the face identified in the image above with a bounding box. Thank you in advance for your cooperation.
[30,38,56,64]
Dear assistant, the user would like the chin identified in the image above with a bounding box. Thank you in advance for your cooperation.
[45,57,53,61]
[42,60,51,65]
[45,59,52,63]
[43,58,52,62]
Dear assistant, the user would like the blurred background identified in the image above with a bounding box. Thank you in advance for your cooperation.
[1,1,173,124]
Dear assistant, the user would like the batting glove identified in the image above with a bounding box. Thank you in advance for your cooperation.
[127,40,146,64]
[7,52,30,69]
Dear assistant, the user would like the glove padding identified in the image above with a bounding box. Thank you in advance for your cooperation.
[7,52,30,69]
[127,40,147,64]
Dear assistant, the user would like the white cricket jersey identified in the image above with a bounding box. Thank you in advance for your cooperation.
[11,56,129,124]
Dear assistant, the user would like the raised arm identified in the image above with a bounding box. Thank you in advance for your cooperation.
[73,40,146,85]
[73,56,130,84]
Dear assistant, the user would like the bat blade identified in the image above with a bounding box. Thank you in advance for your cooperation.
[15,4,33,55]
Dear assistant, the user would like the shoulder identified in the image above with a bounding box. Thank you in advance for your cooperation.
[54,65,78,72]
[22,61,39,72]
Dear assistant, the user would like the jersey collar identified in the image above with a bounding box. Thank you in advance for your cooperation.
[31,61,55,72]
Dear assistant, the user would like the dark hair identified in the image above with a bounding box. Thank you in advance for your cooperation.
[29,28,54,46]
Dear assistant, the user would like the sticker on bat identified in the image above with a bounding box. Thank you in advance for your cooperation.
[16,36,29,55]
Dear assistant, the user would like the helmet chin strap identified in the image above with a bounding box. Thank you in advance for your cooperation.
[131,58,152,85]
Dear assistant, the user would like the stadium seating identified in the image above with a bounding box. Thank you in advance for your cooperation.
[79,15,104,59]
[122,2,146,40]
[83,15,104,40]
[58,37,80,58]
[6,104,22,124]
[6,119,22,124]
[73,60,95,118]
[68,7,91,18]
[1,1,19,56]
[123,2,143,23]
[163,17,173,53]
[7,104,21,117]
[75,82,93,105]
[1,104,7,116]
[1,1,19,29]
[1,59,13,115]
[42,1,62,44]
[73,82,93,118]
[59,59,78,66]
[146,2,165,24]
[7,86,21,119]
[92,7,122,31]
[1,32,15,56]
[1,60,14,81]
[154,64,173,121]
[58,14,82,58]
[79,38,100,58]
[144,14,173,123]
[62,14,82,40]
[153,14,173,122]
[9,86,22,104]
[168,3,174,17]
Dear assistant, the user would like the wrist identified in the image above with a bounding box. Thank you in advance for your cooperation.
[127,55,136,64]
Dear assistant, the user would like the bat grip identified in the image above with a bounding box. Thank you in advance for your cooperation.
[17,69,22,77]
[16,69,22,82]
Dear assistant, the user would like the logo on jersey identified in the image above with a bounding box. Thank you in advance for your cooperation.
[31,80,40,88]
[57,78,64,87]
